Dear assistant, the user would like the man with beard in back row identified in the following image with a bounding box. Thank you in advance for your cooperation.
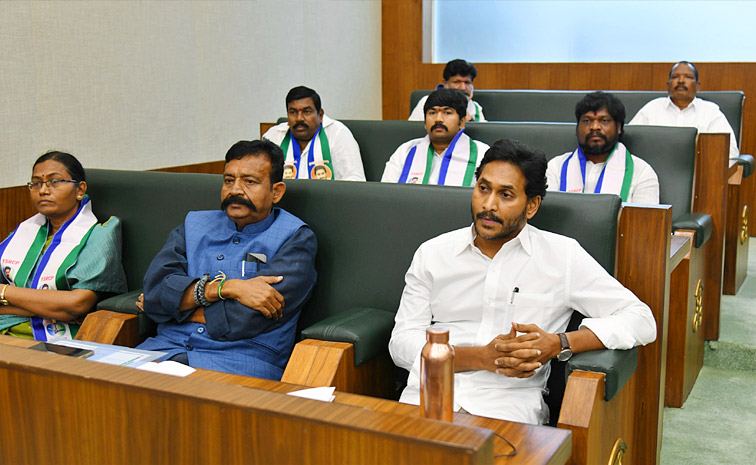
[547,91,659,204]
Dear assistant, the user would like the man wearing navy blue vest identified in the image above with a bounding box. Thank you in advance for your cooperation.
[137,139,317,380]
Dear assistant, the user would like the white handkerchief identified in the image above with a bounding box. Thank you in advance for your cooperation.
[136,361,196,377]
[286,386,336,402]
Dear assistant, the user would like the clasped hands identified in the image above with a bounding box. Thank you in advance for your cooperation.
[478,322,561,378]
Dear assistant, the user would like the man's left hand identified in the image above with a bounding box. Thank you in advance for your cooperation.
[493,322,561,377]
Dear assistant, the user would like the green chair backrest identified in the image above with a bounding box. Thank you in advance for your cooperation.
[410,89,744,144]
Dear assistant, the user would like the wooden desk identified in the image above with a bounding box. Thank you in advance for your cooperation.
[0,336,570,465]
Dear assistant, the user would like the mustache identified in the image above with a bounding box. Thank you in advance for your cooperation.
[431,123,448,131]
[675,84,687,91]
[293,122,309,130]
[587,130,607,141]
[221,195,257,212]
[476,211,502,223]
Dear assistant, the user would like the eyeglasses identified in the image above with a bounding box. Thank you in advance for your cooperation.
[27,179,79,191]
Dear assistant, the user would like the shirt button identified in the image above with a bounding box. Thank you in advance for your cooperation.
[217,254,224,260]
[233,237,240,244]
[197,327,205,334]
[186,344,193,351]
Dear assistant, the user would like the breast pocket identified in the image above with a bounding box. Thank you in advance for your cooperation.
[508,292,554,328]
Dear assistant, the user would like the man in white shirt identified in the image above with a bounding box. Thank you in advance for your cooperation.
[263,86,366,181]
[547,91,660,204]
[383,89,489,186]
[408,59,486,122]
[389,138,657,424]
[629,61,740,159]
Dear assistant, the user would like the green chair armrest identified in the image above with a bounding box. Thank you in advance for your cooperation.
[565,346,638,401]
[97,289,142,315]
[736,154,755,178]
[673,212,713,248]
[300,307,395,366]
[96,289,155,339]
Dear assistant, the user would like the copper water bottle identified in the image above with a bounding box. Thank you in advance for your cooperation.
[420,327,455,421]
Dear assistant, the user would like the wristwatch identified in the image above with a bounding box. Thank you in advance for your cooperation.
[556,332,573,361]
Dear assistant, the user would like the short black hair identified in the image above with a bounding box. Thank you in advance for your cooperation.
[33,151,86,182]
[574,91,626,133]
[443,59,478,81]
[424,88,468,120]
[475,138,548,200]
[285,86,321,112]
[225,139,284,184]
[669,61,699,82]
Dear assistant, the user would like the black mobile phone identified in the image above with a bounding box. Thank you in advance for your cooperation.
[32,342,94,359]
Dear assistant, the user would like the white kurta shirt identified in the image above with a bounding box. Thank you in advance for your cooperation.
[408,95,487,122]
[381,135,490,185]
[389,224,656,424]
[263,115,366,181]
[546,144,660,204]
[629,97,740,159]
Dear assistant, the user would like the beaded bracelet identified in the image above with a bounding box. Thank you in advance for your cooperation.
[193,274,211,307]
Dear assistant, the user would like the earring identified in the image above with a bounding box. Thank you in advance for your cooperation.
[77,196,82,200]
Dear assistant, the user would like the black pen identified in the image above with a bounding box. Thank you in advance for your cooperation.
[510,287,519,304]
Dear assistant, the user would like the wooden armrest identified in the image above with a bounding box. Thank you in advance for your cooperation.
[75,310,140,347]
[281,339,395,399]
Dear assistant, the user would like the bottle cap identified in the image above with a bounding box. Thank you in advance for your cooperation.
[426,327,449,343]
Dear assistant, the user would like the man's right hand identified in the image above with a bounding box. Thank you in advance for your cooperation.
[454,331,543,378]
[223,276,285,320]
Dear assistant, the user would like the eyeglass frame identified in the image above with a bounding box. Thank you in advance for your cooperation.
[27,179,81,191]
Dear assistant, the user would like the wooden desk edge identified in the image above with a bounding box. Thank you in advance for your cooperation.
[0,336,570,464]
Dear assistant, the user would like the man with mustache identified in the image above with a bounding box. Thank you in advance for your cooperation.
[263,86,365,181]
[382,88,489,186]
[137,140,317,380]
[547,91,659,203]
[629,61,740,159]
[389,138,656,424]
[409,59,487,122]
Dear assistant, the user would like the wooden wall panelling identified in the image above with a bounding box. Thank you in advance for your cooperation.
[0,186,35,240]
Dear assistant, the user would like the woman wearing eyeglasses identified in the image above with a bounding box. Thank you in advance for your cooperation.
[0,151,126,340]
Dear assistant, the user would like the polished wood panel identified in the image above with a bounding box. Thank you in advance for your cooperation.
[665,231,705,407]
[0,185,35,239]
[615,204,672,465]
[281,339,396,399]
[695,134,730,340]
[724,167,750,294]
[153,160,224,174]
[558,370,635,465]
[75,310,140,347]
[0,338,570,465]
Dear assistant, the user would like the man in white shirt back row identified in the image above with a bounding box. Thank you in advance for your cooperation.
[263,86,366,181]
[408,59,487,123]
[629,61,740,159]
[389,138,657,424]
[383,89,489,186]
[547,91,660,204]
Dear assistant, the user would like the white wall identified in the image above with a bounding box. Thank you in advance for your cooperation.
[0,0,382,188]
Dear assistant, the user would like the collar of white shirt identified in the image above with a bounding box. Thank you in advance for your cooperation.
[457,222,534,258]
